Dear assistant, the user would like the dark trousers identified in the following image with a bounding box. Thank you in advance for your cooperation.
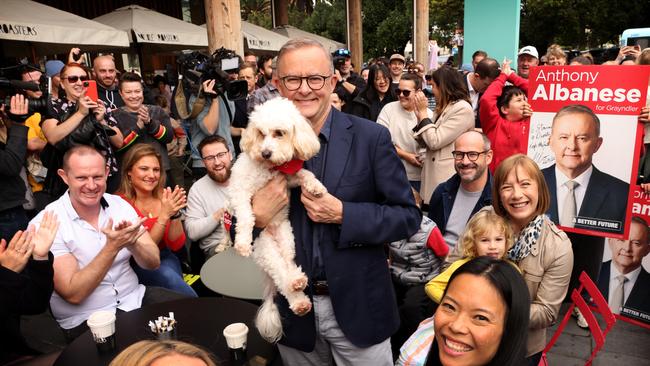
[61,286,188,342]
[0,206,29,242]
[391,280,436,359]
[565,232,605,302]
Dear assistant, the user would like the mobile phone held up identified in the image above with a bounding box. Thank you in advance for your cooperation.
[83,80,98,102]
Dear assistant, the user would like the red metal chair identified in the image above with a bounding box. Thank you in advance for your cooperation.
[538,271,616,366]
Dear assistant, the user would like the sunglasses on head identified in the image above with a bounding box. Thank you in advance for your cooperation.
[65,75,89,83]
[396,89,413,97]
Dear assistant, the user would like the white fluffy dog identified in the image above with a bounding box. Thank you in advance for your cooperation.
[227,97,326,343]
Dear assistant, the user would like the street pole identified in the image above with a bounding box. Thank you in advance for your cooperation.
[204,0,243,55]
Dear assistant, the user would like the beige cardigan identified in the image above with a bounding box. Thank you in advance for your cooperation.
[414,100,474,204]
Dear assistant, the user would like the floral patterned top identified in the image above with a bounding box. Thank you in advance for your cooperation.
[46,96,120,175]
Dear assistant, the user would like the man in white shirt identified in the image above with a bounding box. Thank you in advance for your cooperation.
[463,58,500,127]
[184,135,232,258]
[377,73,432,191]
[30,145,182,341]
[598,216,650,316]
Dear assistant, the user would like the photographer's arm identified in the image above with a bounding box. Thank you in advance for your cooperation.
[0,95,29,176]
[199,80,220,135]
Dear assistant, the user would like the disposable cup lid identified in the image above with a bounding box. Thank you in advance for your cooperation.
[87,311,116,328]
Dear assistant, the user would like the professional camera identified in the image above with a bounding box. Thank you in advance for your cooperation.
[0,64,49,115]
[332,48,351,70]
[177,48,247,100]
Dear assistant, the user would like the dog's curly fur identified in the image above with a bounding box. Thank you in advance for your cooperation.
[227,97,326,343]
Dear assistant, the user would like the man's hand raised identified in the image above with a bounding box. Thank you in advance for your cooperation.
[102,217,147,252]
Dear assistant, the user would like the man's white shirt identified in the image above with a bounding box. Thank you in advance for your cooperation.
[29,192,146,329]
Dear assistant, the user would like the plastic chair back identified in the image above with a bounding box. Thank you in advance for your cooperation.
[538,271,616,366]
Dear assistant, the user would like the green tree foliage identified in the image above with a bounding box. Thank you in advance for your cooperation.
[363,0,413,59]
[429,0,464,47]
[521,0,650,51]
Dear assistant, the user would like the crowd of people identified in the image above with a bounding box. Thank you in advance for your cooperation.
[1,38,650,366]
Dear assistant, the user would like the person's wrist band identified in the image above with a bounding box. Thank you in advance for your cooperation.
[170,211,182,220]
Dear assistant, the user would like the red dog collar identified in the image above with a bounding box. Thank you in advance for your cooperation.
[273,159,304,175]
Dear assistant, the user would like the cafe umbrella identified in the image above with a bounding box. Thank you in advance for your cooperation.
[0,0,129,57]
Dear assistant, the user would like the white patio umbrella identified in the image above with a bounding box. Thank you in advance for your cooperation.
[94,5,208,51]
[0,0,129,55]
[271,25,345,53]
[241,22,289,52]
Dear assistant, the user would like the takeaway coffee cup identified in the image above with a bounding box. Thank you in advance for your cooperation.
[87,311,116,353]
[223,323,248,362]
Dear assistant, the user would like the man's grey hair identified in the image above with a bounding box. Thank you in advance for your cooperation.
[277,38,334,73]
[552,104,601,136]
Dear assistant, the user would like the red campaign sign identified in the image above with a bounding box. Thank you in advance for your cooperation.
[528,65,650,115]
[527,65,650,326]
[526,65,650,240]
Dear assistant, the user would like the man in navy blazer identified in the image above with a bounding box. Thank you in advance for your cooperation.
[253,39,421,364]
[597,217,650,317]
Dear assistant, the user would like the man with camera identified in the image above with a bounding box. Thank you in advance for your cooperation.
[18,65,50,212]
[187,75,236,179]
[332,49,366,113]
[0,95,30,240]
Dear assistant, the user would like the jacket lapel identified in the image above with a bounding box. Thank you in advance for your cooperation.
[322,110,353,193]
[543,166,560,223]
[578,167,606,217]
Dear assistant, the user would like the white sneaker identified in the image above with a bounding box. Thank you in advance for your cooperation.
[572,307,589,329]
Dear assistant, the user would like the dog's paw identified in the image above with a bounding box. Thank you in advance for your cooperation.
[303,179,327,198]
[234,243,252,257]
[289,298,312,316]
[289,274,308,292]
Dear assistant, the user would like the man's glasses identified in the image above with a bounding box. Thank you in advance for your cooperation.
[396,89,414,97]
[279,75,331,91]
[201,151,229,163]
[452,150,489,161]
[65,75,89,83]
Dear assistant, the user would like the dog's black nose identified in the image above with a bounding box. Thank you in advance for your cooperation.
[261,150,272,159]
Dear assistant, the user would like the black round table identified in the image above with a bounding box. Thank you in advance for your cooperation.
[54,297,276,366]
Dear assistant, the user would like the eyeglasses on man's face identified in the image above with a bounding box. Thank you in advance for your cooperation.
[452,150,489,161]
[201,151,229,163]
[279,75,332,91]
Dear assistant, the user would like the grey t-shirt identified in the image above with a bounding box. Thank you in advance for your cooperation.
[443,186,482,249]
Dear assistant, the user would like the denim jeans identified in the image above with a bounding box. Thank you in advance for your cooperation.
[131,248,197,297]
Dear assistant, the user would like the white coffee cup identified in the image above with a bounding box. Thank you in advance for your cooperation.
[87,310,116,342]
[223,323,248,350]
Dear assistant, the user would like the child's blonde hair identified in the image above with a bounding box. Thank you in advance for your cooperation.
[459,210,514,258]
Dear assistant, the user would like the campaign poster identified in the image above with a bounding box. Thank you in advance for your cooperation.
[600,231,650,326]
[527,65,650,240]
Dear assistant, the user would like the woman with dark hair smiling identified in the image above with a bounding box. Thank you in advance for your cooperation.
[412,66,474,205]
[348,63,396,121]
[397,256,530,366]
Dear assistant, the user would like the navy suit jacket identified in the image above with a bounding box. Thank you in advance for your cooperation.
[597,261,650,315]
[277,109,422,351]
[542,165,629,234]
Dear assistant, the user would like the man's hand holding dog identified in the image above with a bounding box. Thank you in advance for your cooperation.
[253,175,289,228]
[301,190,343,224]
